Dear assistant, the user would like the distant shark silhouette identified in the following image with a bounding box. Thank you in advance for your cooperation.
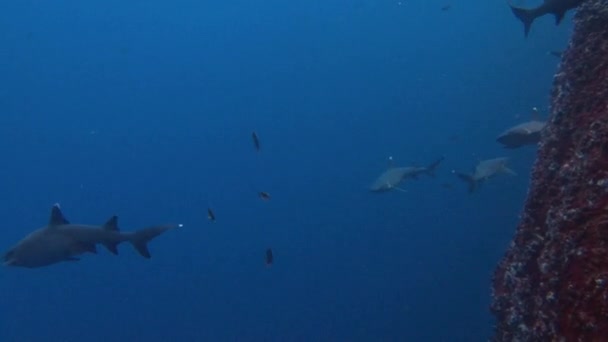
[496,120,546,148]
[3,204,180,268]
[369,156,444,193]
[497,107,546,148]
[508,0,584,37]
[454,157,516,193]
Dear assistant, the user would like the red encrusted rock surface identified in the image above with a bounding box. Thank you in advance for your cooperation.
[491,1,608,341]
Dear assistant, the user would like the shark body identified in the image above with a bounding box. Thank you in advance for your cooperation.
[454,157,516,193]
[369,157,444,192]
[3,204,179,268]
[509,0,585,37]
[496,120,546,148]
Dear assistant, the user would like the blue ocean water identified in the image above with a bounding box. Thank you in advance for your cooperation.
[0,1,572,341]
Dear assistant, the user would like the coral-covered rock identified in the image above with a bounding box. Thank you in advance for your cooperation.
[491,1,608,340]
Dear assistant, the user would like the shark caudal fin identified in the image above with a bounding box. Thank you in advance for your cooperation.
[509,3,536,37]
[424,156,445,177]
[129,224,181,258]
[454,171,477,194]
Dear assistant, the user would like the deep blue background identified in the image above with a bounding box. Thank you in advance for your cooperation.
[0,0,572,341]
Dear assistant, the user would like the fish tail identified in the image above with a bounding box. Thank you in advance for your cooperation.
[425,156,445,177]
[454,172,477,194]
[509,4,536,37]
[129,224,181,258]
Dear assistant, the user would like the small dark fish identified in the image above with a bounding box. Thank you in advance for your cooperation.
[258,191,271,201]
[252,131,260,152]
[441,4,451,11]
[207,208,216,222]
[508,0,585,37]
[265,248,274,266]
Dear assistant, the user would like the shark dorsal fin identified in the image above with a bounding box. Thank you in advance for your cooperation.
[531,107,541,121]
[49,203,70,226]
[103,216,119,231]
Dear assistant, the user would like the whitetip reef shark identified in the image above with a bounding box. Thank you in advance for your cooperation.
[454,157,516,193]
[369,156,445,193]
[497,107,546,149]
[508,0,585,37]
[3,204,181,268]
[496,120,546,148]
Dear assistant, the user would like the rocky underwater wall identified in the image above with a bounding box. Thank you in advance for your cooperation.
[491,0,608,340]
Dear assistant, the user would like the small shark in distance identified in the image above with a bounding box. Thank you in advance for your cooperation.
[496,120,546,148]
[508,0,586,37]
[369,156,445,193]
[454,157,516,193]
[3,204,180,268]
[497,107,546,149]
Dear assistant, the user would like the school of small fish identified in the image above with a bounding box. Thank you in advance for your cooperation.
[207,131,275,266]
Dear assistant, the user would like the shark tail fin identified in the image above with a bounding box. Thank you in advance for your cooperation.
[129,224,181,259]
[102,216,120,255]
[509,4,536,37]
[424,156,445,177]
[455,172,477,194]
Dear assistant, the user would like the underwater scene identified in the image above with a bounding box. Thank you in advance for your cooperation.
[2,0,607,341]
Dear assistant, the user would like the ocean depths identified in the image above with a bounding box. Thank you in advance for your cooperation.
[0,0,574,341]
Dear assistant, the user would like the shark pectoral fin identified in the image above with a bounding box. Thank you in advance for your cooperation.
[503,167,517,176]
[129,224,181,259]
[103,243,119,255]
[394,187,408,193]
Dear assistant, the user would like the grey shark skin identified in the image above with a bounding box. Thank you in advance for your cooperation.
[496,120,546,148]
[508,0,585,37]
[3,204,180,268]
[454,157,516,193]
[369,156,444,192]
